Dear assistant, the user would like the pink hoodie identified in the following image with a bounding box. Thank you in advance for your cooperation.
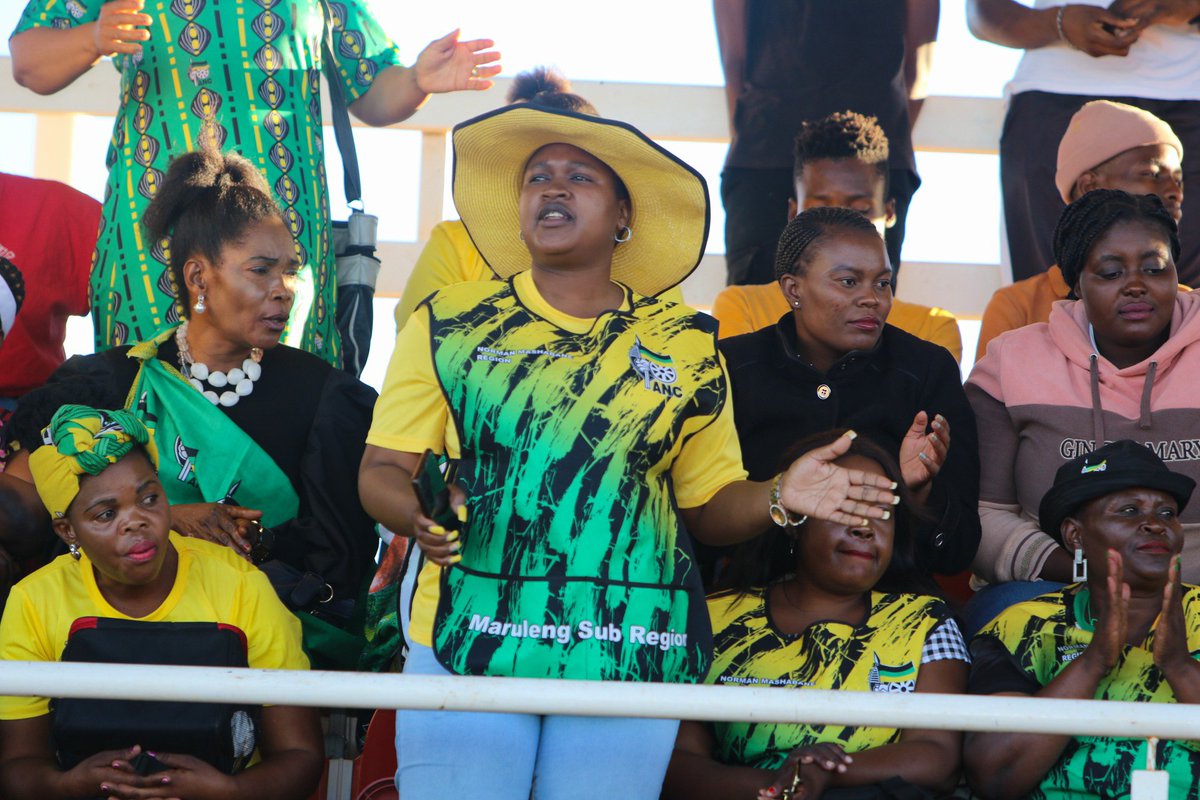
[967,290,1200,583]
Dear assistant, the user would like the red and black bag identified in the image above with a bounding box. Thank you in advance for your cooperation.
[51,617,259,774]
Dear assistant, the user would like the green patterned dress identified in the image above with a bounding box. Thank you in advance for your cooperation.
[15,0,401,365]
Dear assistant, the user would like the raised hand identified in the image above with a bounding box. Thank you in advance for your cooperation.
[93,0,152,58]
[778,431,898,527]
[898,411,949,496]
[413,30,501,94]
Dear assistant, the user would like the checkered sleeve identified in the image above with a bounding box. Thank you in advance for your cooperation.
[921,617,971,664]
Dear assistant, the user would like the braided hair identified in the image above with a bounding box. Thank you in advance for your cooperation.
[507,66,597,115]
[793,110,890,193]
[141,145,282,319]
[1054,189,1180,290]
[774,206,882,280]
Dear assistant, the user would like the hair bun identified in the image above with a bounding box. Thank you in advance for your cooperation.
[507,66,572,104]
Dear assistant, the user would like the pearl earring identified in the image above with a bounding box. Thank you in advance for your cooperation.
[193,294,207,314]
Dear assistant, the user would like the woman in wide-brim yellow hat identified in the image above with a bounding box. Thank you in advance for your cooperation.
[359,104,900,799]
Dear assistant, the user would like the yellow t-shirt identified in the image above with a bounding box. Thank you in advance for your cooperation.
[0,534,308,720]
[710,282,963,363]
[394,219,686,333]
[370,271,747,649]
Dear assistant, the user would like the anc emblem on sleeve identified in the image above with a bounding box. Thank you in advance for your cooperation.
[628,336,681,398]
[868,653,916,693]
[174,436,199,488]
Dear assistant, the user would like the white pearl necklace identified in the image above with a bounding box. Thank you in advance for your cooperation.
[175,322,264,408]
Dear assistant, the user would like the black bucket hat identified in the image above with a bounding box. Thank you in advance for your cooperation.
[1038,440,1195,542]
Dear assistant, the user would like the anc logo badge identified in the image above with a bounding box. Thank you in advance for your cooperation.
[188,61,212,86]
[868,652,916,693]
[174,436,199,488]
[628,336,680,397]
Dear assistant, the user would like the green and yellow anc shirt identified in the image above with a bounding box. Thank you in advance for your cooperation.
[971,583,1200,799]
[705,589,959,770]
[368,272,747,683]
[15,0,401,363]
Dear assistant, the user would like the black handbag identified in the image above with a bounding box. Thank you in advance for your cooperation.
[51,617,258,774]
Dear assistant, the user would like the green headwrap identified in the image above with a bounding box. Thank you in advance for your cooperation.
[27,404,160,518]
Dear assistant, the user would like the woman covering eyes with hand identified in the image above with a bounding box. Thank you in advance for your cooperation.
[664,431,967,800]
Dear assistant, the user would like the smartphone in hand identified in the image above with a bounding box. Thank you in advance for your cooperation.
[411,449,460,532]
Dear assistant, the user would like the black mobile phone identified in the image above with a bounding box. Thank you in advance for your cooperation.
[411,449,459,532]
[130,750,169,776]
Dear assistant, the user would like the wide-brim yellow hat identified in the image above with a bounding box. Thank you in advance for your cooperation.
[451,103,710,297]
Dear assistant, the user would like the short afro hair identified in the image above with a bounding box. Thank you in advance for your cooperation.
[793,110,890,196]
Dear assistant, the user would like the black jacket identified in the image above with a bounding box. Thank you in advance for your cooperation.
[720,316,980,574]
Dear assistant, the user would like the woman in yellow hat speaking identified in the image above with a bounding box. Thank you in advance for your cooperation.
[359,104,901,799]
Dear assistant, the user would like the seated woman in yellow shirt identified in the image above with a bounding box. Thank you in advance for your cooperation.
[664,431,967,800]
[710,111,962,363]
[0,405,321,800]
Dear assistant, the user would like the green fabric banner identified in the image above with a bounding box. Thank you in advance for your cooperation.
[125,329,299,528]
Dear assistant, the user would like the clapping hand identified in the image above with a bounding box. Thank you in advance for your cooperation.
[1083,549,1130,673]
[778,431,898,527]
[899,411,948,499]
[413,30,501,94]
[1153,555,1192,673]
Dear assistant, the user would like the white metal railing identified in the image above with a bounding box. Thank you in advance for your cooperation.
[0,660,1194,738]
[0,56,1006,317]
[0,660,1183,799]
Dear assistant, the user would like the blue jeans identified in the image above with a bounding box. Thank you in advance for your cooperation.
[962,580,1067,639]
[395,643,680,800]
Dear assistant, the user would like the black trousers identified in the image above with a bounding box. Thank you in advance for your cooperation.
[720,166,917,286]
[1001,90,1200,285]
